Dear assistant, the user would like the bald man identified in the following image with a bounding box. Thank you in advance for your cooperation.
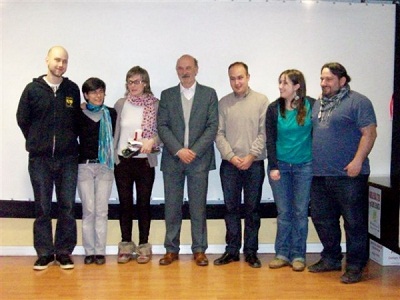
[17,46,81,270]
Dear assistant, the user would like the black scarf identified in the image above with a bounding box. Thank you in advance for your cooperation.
[318,84,350,123]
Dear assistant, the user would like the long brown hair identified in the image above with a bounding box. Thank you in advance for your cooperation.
[278,69,307,125]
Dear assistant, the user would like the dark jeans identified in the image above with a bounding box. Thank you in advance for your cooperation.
[115,157,155,245]
[310,175,369,270]
[220,160,265,255]
[28,156,78,257]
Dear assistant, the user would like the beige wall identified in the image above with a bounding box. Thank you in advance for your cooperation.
[0,218,323,248]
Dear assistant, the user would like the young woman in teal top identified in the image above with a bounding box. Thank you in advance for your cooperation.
[266,69,315,272]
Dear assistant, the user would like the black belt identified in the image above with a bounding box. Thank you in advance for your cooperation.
[79,158,100,164]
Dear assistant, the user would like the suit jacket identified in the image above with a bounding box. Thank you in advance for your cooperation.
[157,83,218,173]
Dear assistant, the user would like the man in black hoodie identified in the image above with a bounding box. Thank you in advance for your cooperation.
[17,46,81,270]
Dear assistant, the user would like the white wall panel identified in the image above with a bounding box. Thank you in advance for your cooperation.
[0,1,395,201]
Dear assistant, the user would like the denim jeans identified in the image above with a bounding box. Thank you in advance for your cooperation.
[310,175,369,270]
[268,161,312,263]
[77,163,114,255]
[28,156,78,256]
[220,160,265,255]
[115,157,155,244]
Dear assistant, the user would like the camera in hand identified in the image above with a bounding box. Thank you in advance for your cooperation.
[122,140,142,158]
[121,139,161,158]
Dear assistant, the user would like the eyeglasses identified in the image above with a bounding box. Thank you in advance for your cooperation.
[127,79,143,86]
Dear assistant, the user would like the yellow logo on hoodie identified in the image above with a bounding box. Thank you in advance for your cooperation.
[65,96,74,108]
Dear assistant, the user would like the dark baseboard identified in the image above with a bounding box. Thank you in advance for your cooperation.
[0,200,278,220]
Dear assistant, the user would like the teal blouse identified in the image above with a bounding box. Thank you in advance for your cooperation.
[276,100,312,164]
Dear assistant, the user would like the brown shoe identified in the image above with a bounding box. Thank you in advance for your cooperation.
[159,252,179,266]
[194,252,209,266]
[292,260,306,272]
[269,258,290,269]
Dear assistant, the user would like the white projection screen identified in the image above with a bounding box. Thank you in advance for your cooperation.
[0,0,396,202]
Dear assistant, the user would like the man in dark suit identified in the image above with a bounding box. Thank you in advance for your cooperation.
[157,54,218,266]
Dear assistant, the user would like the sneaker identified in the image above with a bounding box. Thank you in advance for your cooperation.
[340,269,363,284]
[308,259,341,273]
[33,255,54,270]
[269,258,290,269]
[292,260,306,272]
[56,254,74,269]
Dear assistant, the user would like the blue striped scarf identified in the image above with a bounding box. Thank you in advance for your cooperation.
[86,103,114,169]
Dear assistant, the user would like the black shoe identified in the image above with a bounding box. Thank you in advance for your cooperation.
[341,268,363,284]
[84,255,95,265]
[214,252,240,266]
[33,255,54,271]
[56,254,74,269]
[245,253,262,268]
[95,255,106,265]
[308,259,341,273]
